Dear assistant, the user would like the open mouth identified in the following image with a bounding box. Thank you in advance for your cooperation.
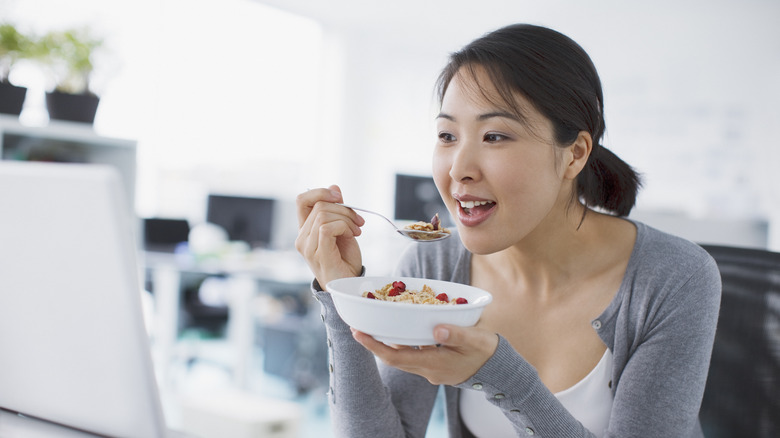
[455,198,497,226]
[458,199,496,215]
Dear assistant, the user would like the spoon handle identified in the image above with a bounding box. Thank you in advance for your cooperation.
[335,203,399,231]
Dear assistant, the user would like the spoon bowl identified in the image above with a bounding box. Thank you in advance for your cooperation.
[336,203,451,242]
[397,229,451,241]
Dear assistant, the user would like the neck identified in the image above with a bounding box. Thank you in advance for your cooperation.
[474,203,602,298]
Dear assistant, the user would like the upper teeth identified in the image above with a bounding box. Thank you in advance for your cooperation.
[459,200,492,209]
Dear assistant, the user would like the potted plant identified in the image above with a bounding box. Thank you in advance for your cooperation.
[0,22,35,116]
[39,27,104,124]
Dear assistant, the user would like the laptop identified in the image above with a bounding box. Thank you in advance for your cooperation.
[0,161,187,438]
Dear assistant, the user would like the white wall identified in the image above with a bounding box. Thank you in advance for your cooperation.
[296,0,780,251]
[5,0,780,251]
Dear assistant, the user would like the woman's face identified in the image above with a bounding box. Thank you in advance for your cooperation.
[433,68,575,254]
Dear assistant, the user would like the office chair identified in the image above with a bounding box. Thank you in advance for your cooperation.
[699,244,780,438]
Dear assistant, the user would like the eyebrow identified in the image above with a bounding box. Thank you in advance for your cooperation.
[435,111,521,122]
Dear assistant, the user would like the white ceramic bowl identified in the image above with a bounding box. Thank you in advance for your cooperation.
[325,276,493,346]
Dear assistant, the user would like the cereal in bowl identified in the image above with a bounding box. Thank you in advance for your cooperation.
[363,281,468,305]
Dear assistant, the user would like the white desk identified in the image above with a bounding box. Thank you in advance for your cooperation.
[0,409,194,438]
[0,409,102,438]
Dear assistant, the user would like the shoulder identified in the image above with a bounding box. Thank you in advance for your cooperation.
[626,220,721,309]
[631,221,719,279]
[394,232,470,282]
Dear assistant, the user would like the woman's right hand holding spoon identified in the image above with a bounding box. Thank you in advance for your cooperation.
[295,185,366,287]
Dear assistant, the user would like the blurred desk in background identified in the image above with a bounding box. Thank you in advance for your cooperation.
[142,250,316,392]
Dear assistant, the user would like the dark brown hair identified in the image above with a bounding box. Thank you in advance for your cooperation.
[436,24,641,217]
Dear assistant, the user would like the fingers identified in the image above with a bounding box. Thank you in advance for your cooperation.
[295,200,364,264]
[295,210,363,283]
[301,204,364,241]
[352,325,499,386]
[296,185,342,228]
[352,329,440,368]
[295,186,366,259]
[314,219,359,261]
[295,186,366,285]
[296,186,365,230]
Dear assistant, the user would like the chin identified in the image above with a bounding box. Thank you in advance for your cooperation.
[456,228,508,255]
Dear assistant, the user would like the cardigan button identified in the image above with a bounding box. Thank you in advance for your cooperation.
[525,427,535,435]
[472,383,483,390]
[591,320,602,330]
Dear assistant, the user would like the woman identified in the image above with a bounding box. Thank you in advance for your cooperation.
[296,24,721,437]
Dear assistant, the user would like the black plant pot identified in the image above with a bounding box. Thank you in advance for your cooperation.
[0,81,28,116]
[45,90,100,124]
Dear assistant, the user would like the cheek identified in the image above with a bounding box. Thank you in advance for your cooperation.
[488,154,562,215]
[432,147,451,185]
[432,151,455,206]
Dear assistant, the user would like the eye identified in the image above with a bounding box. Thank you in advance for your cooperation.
[483,132,509,143]
[438,132,457,143]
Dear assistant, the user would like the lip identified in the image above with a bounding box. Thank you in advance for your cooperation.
[453,193,494,203]
[452,193,496,227]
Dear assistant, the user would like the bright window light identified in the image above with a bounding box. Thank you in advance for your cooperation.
[7,0,323,218]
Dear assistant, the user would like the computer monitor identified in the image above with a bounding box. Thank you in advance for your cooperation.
[143,217,191,253]
[206,194,275,248]
[394,173,452,226]
[0,161,175,437]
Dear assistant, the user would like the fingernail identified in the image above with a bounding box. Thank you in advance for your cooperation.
[329,190,341,200]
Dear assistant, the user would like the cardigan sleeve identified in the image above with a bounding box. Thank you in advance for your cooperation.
[311,255,441,437]
[603,254,721,437]
[457,336,593,437]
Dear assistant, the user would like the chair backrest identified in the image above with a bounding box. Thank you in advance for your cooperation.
[699,244,780,438]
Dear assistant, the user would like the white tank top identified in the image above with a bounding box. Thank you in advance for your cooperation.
[460,349,614,437]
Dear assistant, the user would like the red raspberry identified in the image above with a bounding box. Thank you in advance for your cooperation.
[455,297,468,304]
[366,292,376,299]
[435,293,449,302]
[388,288,401,297]
[392,281,406,292]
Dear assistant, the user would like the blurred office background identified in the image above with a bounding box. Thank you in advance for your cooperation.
[2,0,779,437]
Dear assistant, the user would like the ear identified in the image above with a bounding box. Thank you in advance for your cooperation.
[562,131,592,180]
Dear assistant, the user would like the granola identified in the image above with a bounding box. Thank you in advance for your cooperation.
[362,281,468,305]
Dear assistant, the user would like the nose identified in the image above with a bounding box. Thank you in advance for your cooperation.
[448,142,481,184]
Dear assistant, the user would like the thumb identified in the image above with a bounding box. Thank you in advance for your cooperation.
[434,324,461,346]
[434,324,500,355]
[327,184,344,203]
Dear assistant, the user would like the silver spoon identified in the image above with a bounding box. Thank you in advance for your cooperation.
[336,203,451,242]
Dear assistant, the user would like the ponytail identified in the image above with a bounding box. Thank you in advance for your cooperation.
[577,144,642,217]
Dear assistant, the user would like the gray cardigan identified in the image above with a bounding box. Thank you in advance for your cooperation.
[313,221,721,437]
